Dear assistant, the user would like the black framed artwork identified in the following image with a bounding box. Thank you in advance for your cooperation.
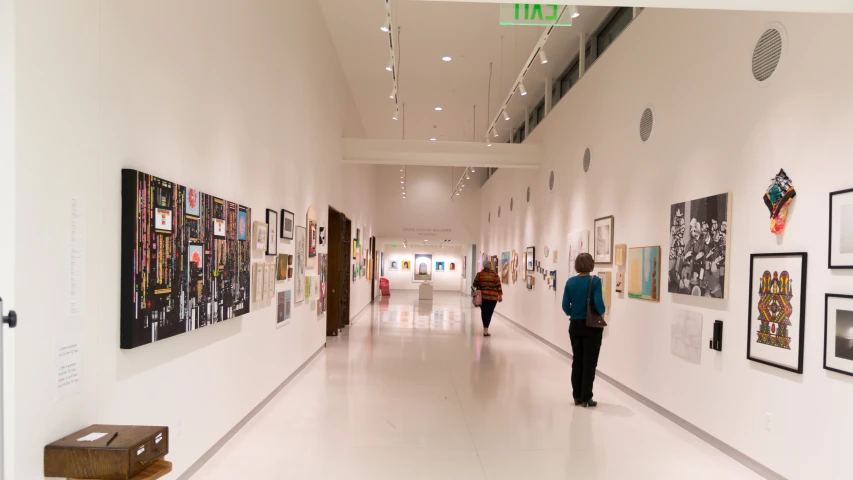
[594,215,615,265]
[746,252,807,374]
[525,247,535,274]
[280,209,295,240]
[265,209,278,255]
[824,294,853,377]
[829,188,853,268]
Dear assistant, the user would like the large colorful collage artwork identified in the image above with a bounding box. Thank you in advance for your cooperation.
[120,169,252,349]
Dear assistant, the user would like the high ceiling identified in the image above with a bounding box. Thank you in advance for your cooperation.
[319,0,612,142]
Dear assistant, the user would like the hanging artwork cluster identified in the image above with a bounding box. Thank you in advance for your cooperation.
[120,169,252,349]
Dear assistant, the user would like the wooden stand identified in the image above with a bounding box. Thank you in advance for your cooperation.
[69,461,172,480]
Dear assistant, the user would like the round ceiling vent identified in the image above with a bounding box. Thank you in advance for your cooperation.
[752,27,784,82]
[526,186,531,203]
[640,107,654,142]
[510,197,514,211]
[549,171,555,191]
[583,148,591,172]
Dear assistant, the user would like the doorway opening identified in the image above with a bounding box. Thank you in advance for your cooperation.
[326,207,351,336]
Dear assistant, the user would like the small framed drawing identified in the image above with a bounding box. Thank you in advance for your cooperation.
[614,244,627,267]
[280,209,295,240]
[829,188,853,268]
[747,252,807,374]
[525,247,535,274]
[593,216,615,265]
[824,294,853,377]
[252,221,267,253]
[265,209,278,256]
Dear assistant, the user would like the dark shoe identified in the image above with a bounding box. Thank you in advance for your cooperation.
[574,399,583,406]
[483,332,491,337]
[582,399,598,408]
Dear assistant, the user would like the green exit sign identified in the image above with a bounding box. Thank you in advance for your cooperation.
[500,4,573,27]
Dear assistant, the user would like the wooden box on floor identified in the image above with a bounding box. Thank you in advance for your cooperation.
[44,425,169,480]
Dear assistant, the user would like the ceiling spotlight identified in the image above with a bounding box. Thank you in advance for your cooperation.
[540,50,548,64]
[493,128,499,138]
[400,181,404,184]
[569,6,580,18]
[486,135,492,147]
[503,110,510,121]
[442,56,452,62]
[471,168,475,172]
[518,83,527,96]
[392,108,399,120]
[435,107,442,111]
[386,63,392,72]
[389,87,396,99]
[380,18,390,32]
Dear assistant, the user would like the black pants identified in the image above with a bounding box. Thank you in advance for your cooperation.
[569,319,603,402]
[480,299,497,329]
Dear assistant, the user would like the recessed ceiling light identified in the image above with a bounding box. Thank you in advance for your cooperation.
[435,107,443,111]
[430,138,436,141]
[442,56,452,62]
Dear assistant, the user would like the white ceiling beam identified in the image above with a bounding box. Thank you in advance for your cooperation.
[411,0,853,14]
[342,139,542,169]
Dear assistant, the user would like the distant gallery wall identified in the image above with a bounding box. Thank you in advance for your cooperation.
[12,1,375,479]
[479,8,853,480]
[381,244,465,292]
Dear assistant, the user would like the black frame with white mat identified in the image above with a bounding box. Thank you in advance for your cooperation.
[828,187,853,268]
[824,294,853,377]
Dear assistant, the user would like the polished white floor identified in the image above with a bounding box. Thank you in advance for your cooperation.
[195,292,763,480]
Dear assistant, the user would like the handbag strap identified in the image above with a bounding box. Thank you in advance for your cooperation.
[586,275,595,305]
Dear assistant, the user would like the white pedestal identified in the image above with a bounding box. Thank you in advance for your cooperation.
[418,283,434,300]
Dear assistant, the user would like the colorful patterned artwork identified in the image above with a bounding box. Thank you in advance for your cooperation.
[627,246,661,302]
[764,169,796,235]
[500,252,510,284]
[120,169,251,349]
[669,193,729,298]
[276,254,289,282]
[511,250,519,283]
[318,254,328,316]
[747,253,807,373]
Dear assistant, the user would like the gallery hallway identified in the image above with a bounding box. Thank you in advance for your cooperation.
[193,292,762,480]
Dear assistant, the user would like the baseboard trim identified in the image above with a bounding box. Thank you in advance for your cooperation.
[179,344,326,479]
[494,311,787,480]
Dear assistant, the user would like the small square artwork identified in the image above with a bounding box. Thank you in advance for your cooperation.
[747,253,807,373]
[277,292,285,325]
[319,226,326,246]
[185,188,200,216]
[280,209,295,240]
[597,271,612,308]
[253,222,267,252]
[594,216,614,265]
[265,209,278,256]
[829,188,853,268]
[449,262,456,271]
[155,208,173,232]
[526,275,535,290]
[615,272,624,294]
[402,260,411,271]
[276,254,288,282]
[390,260,400,271]
[237,209,249,241]
[671,308,703,364]
[614,244,626,267]
[213,218,226,238]
[436,261,446,271]
[549,271,557,291]
[525,247,535,274]
[825,295,853,376]
[627,246,661,302]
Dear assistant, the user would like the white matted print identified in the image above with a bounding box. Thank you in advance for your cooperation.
[671,308,703,364]
[824,294,853,377]
[829,188,853,268]
[265,209,278,256]
[568,229,590,277]
[747,253,807,373]
[594,216,614,265]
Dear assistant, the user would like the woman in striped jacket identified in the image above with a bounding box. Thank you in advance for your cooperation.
[472,258,503,337]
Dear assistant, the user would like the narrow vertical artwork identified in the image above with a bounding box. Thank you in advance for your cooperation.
[120,169,252,349]
[568,230,590,277]
[597,271,612,308]
[615,272,624,294]
[306,205,318,269]
[627,246,661,302]
[284,290,292,320]
[511,250,519,283]
[549,271,557,291]
[500,252,510,284]
[294,226,306,304]
[277,292,286,326]
[276,254,288,282]
[265,209,278,256]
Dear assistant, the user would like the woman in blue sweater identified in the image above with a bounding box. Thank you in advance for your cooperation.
[561,253,606,407]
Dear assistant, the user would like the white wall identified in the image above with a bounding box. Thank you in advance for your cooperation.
[479,9,853,480]
[13,1,376,479]
[381,244,464,291]
[374,165,482,241]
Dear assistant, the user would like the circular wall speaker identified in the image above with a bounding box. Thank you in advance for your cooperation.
[583,148,591,172]
[640,107,654,142]
[510,197,514,211]
[498,206,501,218]
[549,171,555,191]
[752,27,784,82]
[527,186,531,203]
[488,213,490,223]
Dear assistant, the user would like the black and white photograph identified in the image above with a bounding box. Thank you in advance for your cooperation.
[265,209,278,255]
[319,225,326,245]
[829,188,853,268]
[825,294,853,377]
[280,208,295,240]
[668,192,730,298]
[593,216,614,265]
